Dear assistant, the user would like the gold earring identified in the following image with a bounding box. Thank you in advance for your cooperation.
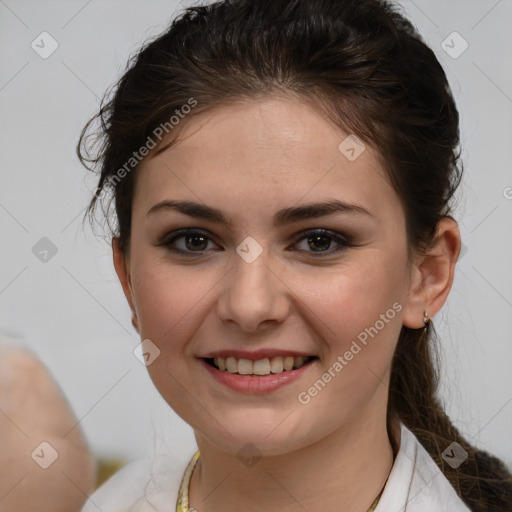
[423,311,431,327]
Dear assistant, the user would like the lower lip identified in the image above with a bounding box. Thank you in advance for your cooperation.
[200,359,316,394]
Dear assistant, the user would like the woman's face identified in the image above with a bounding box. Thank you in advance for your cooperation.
[115,97,421,456]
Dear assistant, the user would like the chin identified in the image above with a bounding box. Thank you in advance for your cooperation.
[197,411,318,457]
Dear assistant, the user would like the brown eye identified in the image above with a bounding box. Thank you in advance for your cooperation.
[161,229,218,254]
[307,234,332,252]
[294,229,351,256]
[183,233,209,251]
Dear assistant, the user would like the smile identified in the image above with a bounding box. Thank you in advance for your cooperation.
[205,355,317,375]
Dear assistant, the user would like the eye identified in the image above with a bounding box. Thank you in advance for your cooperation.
[159,228,352,257]
[160,229,218,254]
[293,229,352,256]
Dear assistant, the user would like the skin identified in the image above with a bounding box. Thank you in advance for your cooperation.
[0,344,96,511]
[113,95,461,512]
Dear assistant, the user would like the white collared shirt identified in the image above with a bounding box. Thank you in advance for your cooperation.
[82,423,471,512]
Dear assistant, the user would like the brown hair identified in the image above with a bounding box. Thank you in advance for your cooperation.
[78,0,512,509]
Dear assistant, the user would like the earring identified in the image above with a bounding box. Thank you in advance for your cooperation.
[423,311,431,327]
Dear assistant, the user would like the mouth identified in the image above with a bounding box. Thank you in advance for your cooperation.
[203,355,318,376]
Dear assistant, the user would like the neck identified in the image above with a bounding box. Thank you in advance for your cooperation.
[189,410,399,512]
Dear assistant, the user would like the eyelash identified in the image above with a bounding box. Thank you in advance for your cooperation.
[159,228,353,257]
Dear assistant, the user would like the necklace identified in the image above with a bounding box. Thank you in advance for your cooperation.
[176,451,384,512]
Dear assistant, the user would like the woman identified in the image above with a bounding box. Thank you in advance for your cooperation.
[78,0,512,510]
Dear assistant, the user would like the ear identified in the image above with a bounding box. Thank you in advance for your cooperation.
[402,217,461,329]
[112,238,140,333]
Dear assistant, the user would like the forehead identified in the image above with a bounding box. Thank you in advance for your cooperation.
[133,96,400,224]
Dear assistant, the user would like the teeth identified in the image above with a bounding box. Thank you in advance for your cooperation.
[283,356,294,371]
[293,356,307,369]
[226,356,238,373]
[210,355,313,375]
[253,359,271,375]
[238,358,253,375]
[269,357,283,373]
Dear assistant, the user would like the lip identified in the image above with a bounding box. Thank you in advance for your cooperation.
[199,349,315,360]
[199,357,317,394]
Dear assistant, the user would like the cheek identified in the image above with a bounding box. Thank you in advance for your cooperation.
[129,252,218,354]
[299,251,407,371]
[289,268,405,425]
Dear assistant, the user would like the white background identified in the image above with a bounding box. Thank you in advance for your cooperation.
[0,0,511,468]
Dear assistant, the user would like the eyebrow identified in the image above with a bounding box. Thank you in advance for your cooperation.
[146,199,373,227]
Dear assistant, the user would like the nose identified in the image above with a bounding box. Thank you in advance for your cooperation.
[216,245,290,333]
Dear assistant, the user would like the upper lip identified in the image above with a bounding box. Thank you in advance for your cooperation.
[199,349,316,360]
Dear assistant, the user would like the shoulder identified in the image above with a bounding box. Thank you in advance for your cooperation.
[81,450,194,512]
[375,423,471,512]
